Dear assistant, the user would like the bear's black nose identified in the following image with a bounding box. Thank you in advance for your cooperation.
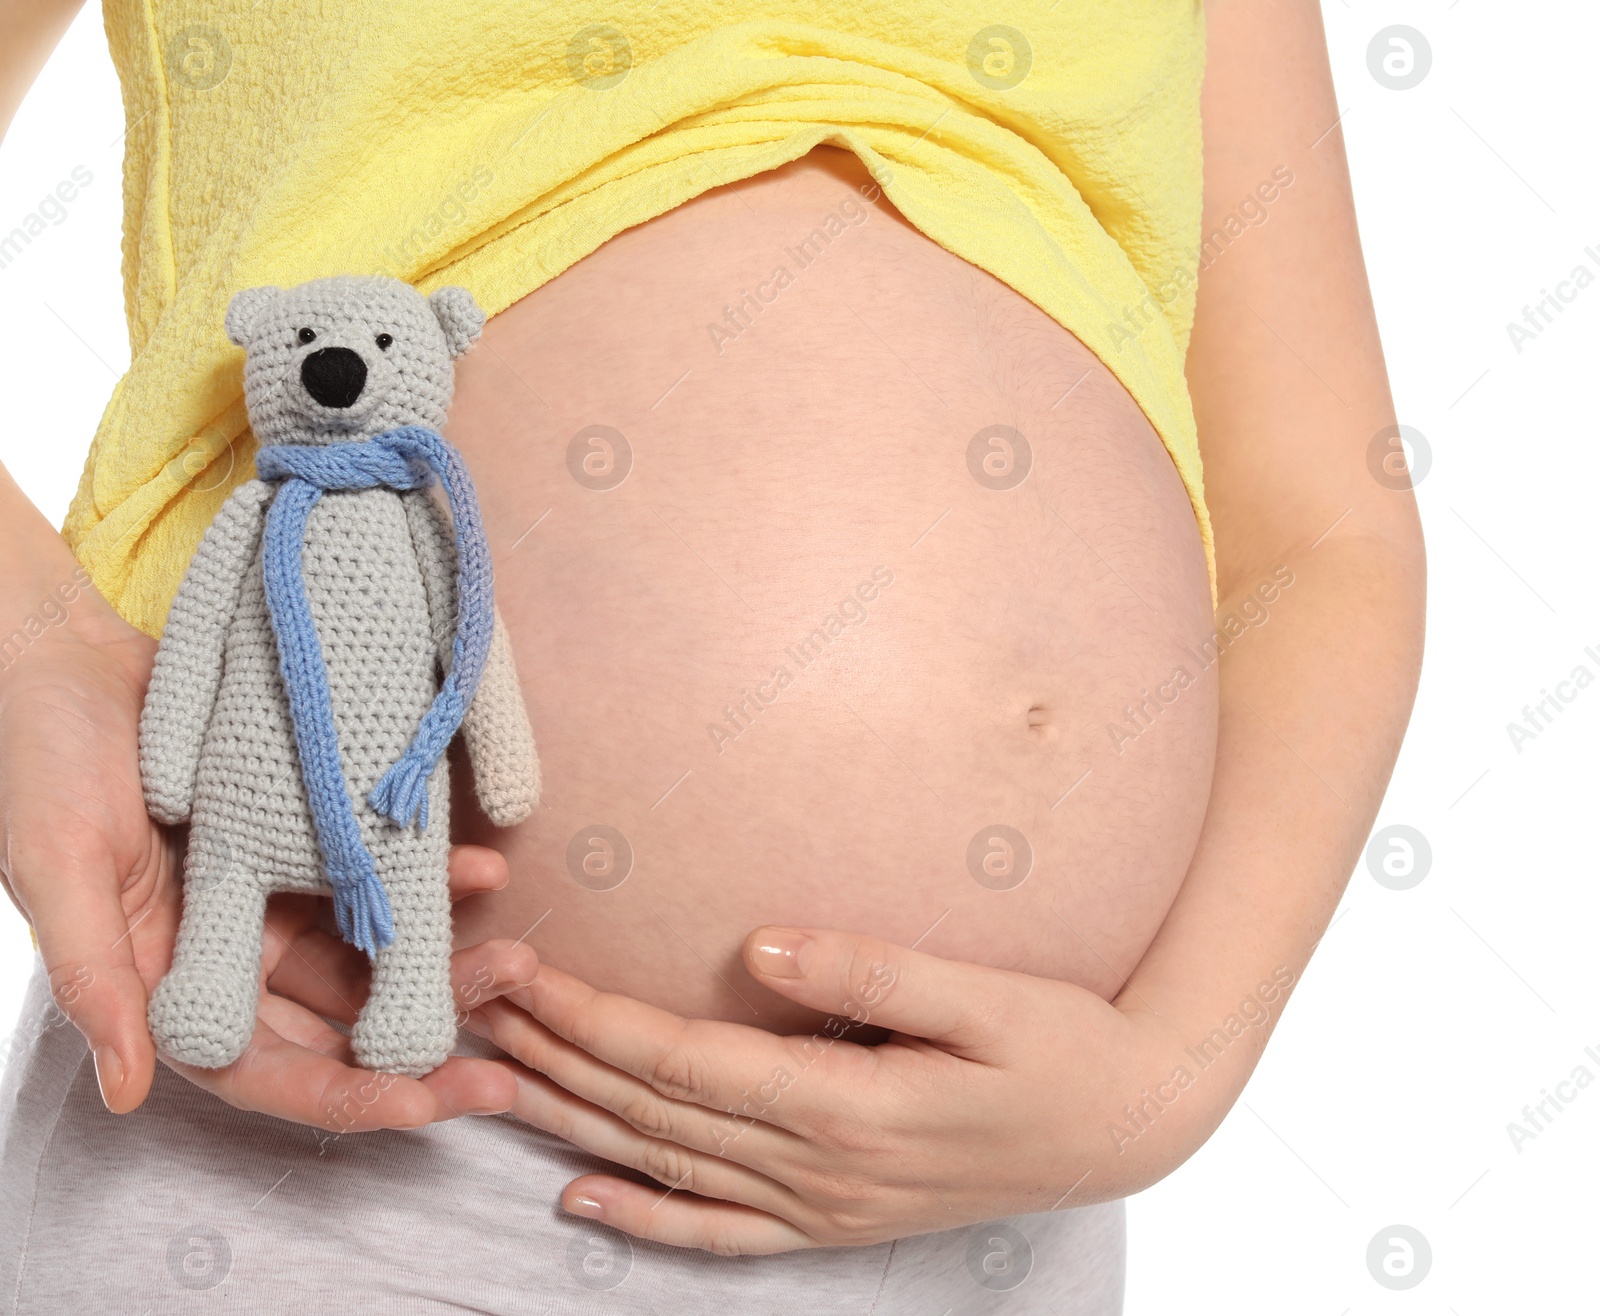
[300,347,367,408]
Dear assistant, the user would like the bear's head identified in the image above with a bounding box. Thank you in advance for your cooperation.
[225,275,485,446]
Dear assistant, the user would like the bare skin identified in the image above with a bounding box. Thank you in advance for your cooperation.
[0,0,535,1125]
[0,0,1422,1256]
[453,0,1426,1251]
[447,146,1216,1035]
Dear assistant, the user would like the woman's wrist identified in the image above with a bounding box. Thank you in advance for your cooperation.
[0,466,135,680]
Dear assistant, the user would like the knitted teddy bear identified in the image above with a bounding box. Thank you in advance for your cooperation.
[141,274,538,1078]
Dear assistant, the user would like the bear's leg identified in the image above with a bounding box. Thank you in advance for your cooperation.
[351,848,457,1077]
[147,843,269,1069]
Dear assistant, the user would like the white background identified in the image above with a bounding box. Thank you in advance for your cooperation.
[1,5,1595,1311]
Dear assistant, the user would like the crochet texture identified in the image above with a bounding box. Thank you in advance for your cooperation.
[140,276,539,1078]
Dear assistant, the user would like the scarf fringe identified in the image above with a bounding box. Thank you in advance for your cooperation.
[333,873,398,957]
[370,752,432,829]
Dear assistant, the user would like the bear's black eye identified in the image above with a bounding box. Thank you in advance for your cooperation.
[297,328,316,344]
[375,333,393,350]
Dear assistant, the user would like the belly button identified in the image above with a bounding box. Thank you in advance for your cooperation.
[1027,704,1059,743]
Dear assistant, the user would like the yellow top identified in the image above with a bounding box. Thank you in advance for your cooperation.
[69,2,1212,635]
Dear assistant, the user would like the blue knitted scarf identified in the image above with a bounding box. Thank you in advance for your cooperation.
[255,426,494,956]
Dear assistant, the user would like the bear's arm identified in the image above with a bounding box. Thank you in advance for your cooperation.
[403,491,540,825]
[139,479,274,825]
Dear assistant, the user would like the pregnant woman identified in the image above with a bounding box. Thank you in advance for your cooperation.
[0,1,1423,1311]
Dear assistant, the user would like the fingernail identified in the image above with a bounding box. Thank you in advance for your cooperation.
[92,1045,123,1107]
[566,1194,605,1219]
[750,929,811,978]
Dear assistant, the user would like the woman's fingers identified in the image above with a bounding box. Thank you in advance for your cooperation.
[505,963,831,1127]
[179,937,536,1129]
[418,1056,522,1123]
[261,899,368,1023]
[168,845,530,1131]
[465,997,798,1166]
[446,844,509,899]
[560,1172,817,1257]
[742,927,1021,1062]
[259,845,519,1023]
[450,938,540,1016]
[255,983,356,1057]
[11,834,173,1114]
[173,985,523,1129]
[168,1018,506,1131]
[265,924,539,1032]
[497,1063,806,1230]
[266,932,538,1038]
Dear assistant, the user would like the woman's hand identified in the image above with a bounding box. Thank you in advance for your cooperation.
[169,850,537,1132]
[0,599,533,1130]
[0,607,173,1111]
[461,925,1214,1255]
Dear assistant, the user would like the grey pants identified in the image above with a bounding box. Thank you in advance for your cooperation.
[0,959,1124,1314]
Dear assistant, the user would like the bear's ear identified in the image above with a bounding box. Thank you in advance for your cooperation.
[225,285,281,348]
[429,286,486,358]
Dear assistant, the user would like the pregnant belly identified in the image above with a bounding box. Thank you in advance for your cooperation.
[446,148,1216,1035]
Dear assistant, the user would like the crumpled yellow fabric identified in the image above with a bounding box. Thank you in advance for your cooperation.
[68,2,1213,636]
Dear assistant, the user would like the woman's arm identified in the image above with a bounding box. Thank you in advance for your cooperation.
[0,466,166,1113]
[1120,0,1425,1134]
[446,0,1424,1251]
[0,0,85,146]
[1,455,533,1126]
